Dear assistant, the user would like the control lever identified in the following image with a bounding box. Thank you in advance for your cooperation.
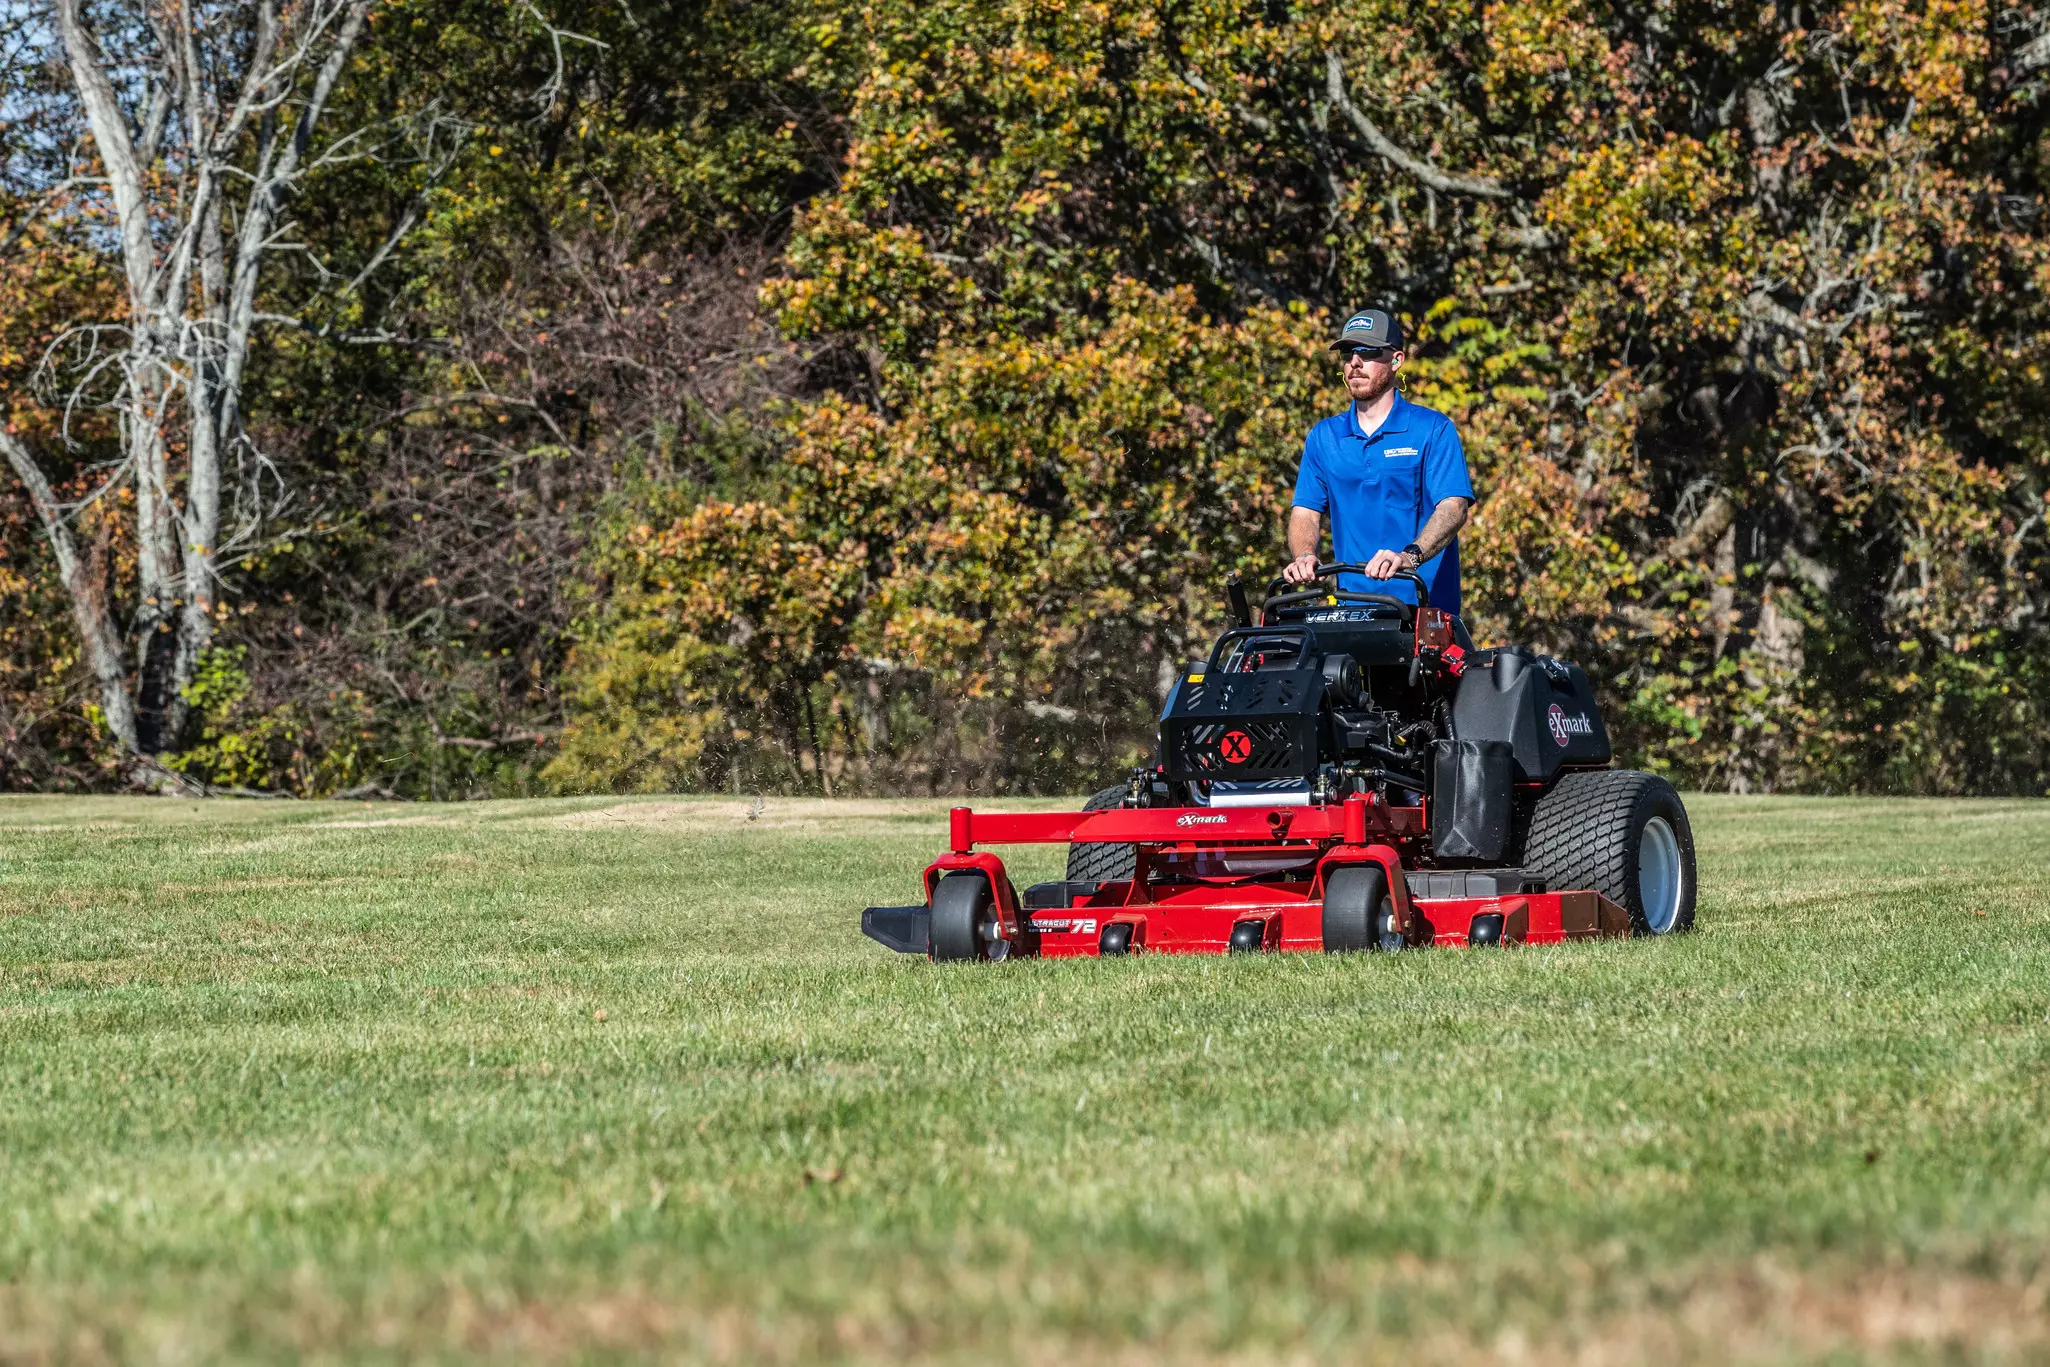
[1226,573,1252,628]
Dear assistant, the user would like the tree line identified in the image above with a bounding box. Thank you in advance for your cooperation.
[4,0,2049,798]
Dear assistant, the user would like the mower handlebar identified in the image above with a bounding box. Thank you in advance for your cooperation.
[1261,587,1412,619]
[1263,563,1429,612]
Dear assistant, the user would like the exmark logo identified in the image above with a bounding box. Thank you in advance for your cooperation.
[1547,704,1593,747]
[1177,813,1228,827]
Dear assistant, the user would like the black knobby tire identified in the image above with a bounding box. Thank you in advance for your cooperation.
[1321,863,1389,953]
[1523,770,1696,936]
[1065,784,1137,883]
[930,870,992,961]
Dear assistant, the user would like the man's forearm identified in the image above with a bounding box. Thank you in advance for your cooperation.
[1413,497,1473,561]
[1287,507,1322,562]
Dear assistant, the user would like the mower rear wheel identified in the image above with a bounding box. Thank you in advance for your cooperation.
[1321,864,1394,953]
[930,871,998,961]
[1065,785,1137,884]
[1522,769,1696,936]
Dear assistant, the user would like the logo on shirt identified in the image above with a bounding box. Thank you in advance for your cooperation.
[1382,446,1419,459]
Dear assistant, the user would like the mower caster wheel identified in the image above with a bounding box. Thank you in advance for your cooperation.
[1228,920,1267,953]
[930,871,1003,962]
[1098,922,1135,957]
[1322,864,1398,953]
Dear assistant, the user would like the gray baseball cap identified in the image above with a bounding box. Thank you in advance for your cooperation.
[1330,307,1405,351]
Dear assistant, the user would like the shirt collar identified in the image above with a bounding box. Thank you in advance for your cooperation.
[1348,392,1413,442]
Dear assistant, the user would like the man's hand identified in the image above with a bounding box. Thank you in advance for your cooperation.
[1364,548,1415,579]
[1282,552,1321,584]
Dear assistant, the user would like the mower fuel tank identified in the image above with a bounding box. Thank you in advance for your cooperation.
[1450,647,1609,784]
[1160,634,1324,785]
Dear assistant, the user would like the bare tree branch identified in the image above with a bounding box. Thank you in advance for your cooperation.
[1180,68,1274,135]
[0,431,139,751]
[53,0,155,303]
[520,0,609,113]
[1323,51,1512,201]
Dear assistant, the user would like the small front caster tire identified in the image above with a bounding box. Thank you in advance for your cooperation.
[1322,864,1399,952]
[930,871,1000,962]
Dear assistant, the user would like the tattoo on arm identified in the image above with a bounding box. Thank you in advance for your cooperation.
[1414,497,1473,561]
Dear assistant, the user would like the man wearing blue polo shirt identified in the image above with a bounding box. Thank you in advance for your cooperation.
[1282,308,1474,617]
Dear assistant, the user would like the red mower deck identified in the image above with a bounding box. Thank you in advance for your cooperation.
[860,795,1633,960]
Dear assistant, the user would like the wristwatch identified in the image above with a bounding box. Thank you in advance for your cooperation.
[1400,542,1424,568]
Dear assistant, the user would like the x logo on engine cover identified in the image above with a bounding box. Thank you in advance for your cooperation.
[1219,730,1252,764]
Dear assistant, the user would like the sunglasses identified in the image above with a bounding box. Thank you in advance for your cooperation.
[1340,345,1394,362]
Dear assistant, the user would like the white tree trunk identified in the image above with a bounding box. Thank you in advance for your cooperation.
[10,0,375,769]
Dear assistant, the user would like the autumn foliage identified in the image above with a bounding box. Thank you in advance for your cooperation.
[7,0,2050,795]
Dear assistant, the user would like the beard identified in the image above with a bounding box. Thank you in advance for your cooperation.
[1349,367,1397,407]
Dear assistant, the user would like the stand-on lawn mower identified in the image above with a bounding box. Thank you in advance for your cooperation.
[861,565,1695,959]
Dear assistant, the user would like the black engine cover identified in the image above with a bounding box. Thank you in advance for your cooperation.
[1449,647,1610,783]
[1160,663,1323,784]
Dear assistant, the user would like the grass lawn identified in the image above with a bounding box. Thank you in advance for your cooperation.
[1,792,2047,1364]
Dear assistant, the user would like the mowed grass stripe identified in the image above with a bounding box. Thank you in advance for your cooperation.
[0,794,2046,1364]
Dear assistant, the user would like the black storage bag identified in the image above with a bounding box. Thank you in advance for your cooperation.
[1430,739,1515,861]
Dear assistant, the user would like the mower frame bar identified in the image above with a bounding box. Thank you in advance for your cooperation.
[943,794,1418,853]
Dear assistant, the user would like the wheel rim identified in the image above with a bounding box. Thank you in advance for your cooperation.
[980,914,1008,961]
[1638,816,1683,933]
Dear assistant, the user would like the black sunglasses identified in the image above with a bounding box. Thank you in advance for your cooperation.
[1339,345,1394,361]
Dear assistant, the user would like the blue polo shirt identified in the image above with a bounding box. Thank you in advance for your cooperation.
[1292,394,1474,617]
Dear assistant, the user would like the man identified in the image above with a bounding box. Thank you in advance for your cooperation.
[1283,308,1474,618]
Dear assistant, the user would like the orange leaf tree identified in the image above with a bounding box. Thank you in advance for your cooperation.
[554,0,2050,795]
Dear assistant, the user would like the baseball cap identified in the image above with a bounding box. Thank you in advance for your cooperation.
[1330,308,1405,351]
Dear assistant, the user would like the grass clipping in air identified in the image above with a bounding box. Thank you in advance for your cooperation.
[1,793,2046,1364]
